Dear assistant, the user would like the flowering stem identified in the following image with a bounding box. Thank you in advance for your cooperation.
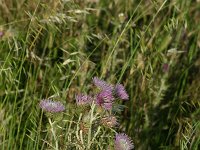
[76,113,85,149]
[92,126,101,142]
[87,101,96,149]
[48,118,59,150]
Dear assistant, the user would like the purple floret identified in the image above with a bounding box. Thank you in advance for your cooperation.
[162,63,169,73]
[114,84,129,100]
[96,90,114,110]
[76,94,93,105]
[39,99,65,113]
[0,31,4,37]
[115,133,134,150]
[92,77,113,91]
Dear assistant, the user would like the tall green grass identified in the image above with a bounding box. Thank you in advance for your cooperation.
[0,0,199,149]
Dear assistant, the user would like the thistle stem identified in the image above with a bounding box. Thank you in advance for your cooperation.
[87,101,96,149]
[48,118,59,150]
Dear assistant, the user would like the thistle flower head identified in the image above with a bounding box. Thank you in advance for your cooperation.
[100,115,118,128]
[0,31,3,37]
[75,94,93,105]
[39,99,65,113]
[162,63,169,73]
[96,90,114,110]
[114,84,129,100]
[115,133,134,150]
[92,77,113,91]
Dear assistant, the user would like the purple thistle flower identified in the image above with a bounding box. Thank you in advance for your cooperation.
[0,31,4,37]
[114,84,129,100]
[162,63,169,73]
[92,77,113,91]
[115,133,134,150]
[39,99,65,113]
[96,90,114,110]
[75,94,93,105]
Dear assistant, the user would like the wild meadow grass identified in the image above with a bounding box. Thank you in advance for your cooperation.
[0,0,200,149]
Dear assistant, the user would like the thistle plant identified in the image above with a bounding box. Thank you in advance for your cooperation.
[39,77,134,149]
[39,99,65,150]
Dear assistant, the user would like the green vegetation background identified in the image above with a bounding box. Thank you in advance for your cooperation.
[0,0,199,149]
